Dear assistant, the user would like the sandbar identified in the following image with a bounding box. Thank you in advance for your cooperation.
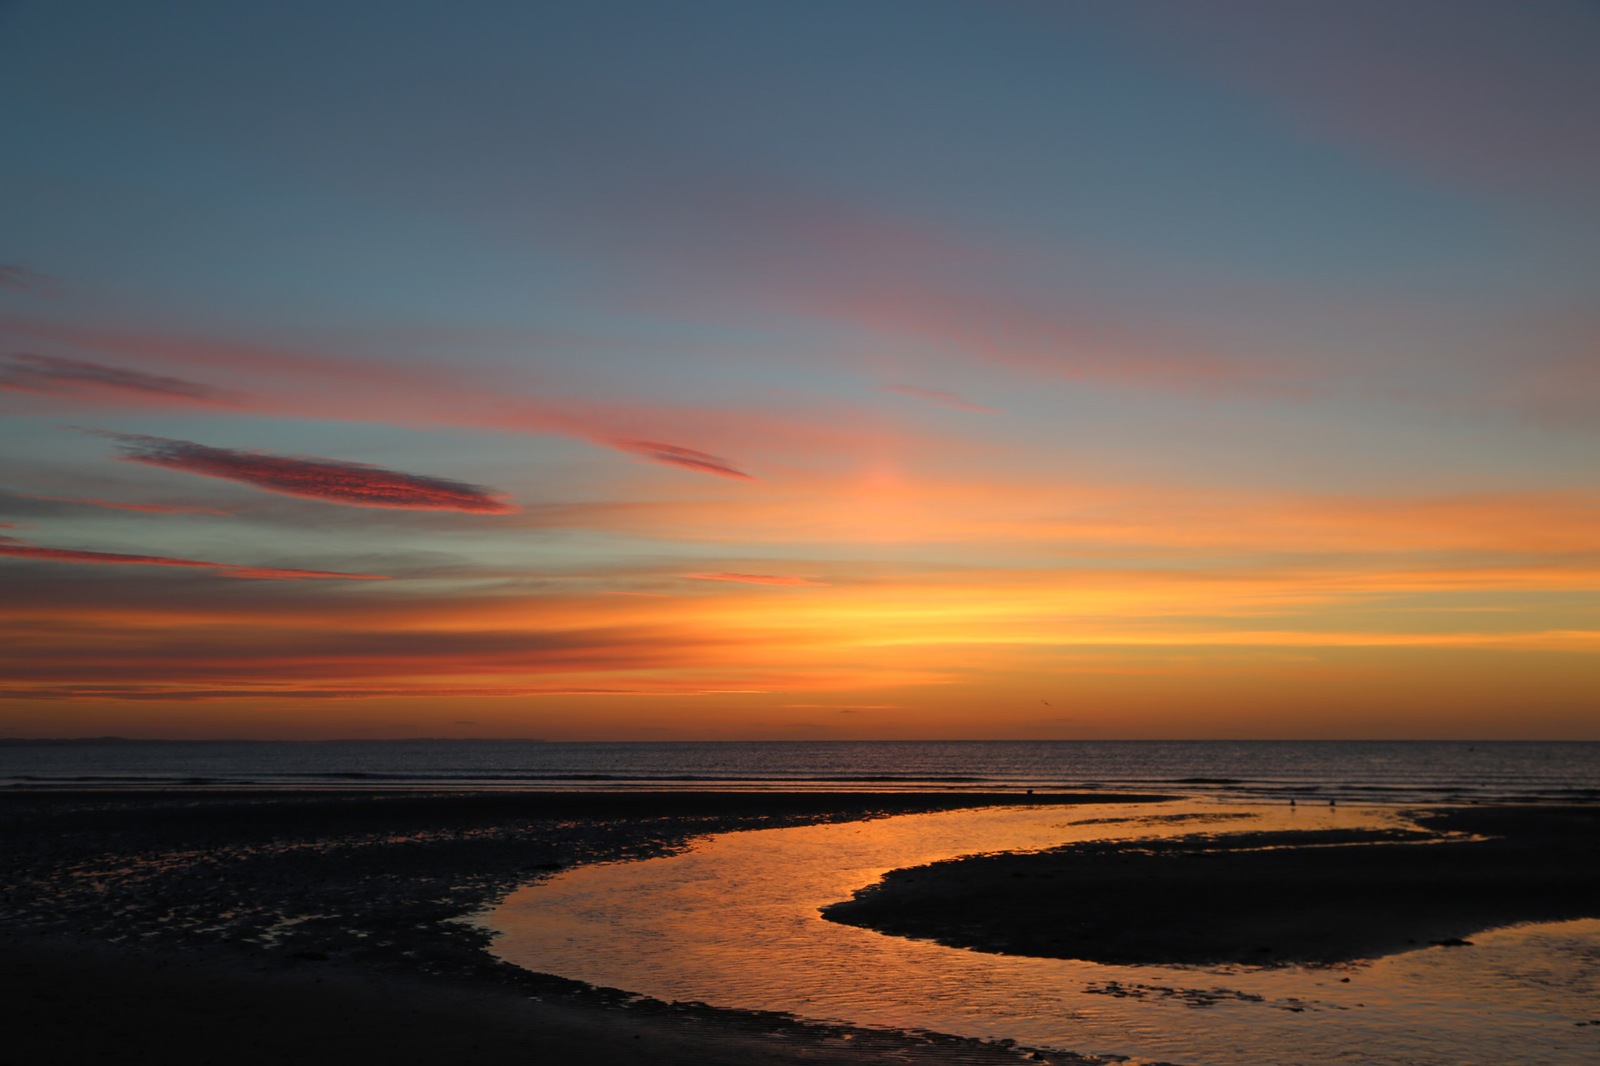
[821,806,1600,965]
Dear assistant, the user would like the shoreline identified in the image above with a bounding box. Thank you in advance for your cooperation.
[4,789,1596,1064]
[0,789,1148,1066]
[821,805,1600,966]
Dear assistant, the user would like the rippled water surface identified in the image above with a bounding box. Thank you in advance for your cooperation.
[6,740,1596,803]
[485,801,1600,1066]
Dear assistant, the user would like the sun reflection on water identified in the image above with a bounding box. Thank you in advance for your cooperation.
[484,801,1599,1066]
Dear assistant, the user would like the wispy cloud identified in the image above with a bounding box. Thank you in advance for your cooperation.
[5,686,432,701]
[0,265,59,297]
[2,683,758,702]
[884,383,997,413]
[1,352,236,403]
[0,617,733,690]
[0,536,386,580]
[98,433,519,513]
[609,439,755,480]
[639,182,1304,396]
[825,282,1294,394]
[686,572,830,587]
[18,493,234,517]
[0,312,875,479]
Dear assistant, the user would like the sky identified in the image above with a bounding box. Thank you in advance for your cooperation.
[1,0,1597,740]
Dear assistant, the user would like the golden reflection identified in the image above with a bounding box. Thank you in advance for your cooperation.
[486,801,1600,1066]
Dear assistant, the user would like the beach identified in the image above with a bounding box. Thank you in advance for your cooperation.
[3,789,1596,1065]
[0,789,1148,1066]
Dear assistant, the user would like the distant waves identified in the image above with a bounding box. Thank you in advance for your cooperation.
[2,739,1596,804]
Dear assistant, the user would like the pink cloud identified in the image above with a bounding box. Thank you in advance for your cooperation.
[0,312,883,479]
[99,432,519,513]
[627,183,1307,396]
[0,536,386,581]
[814,281,1295,394]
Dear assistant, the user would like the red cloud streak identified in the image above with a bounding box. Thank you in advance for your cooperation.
[608,439,755,480]
[0,313,892,480]
[0,539,386,580]
[101,433,518,513]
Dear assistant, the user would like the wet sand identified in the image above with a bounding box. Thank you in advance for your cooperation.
[0,789,1149,1066]
[821,806,1600,966]
[7,790,1595,1065]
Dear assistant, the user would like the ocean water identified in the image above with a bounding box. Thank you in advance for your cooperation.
[0,738,1595,803]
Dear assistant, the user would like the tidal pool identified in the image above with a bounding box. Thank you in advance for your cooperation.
[483,801,1600,1065]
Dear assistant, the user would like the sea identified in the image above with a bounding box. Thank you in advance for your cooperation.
[1,738,1595,804]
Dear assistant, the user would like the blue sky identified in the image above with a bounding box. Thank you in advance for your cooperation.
[2,1,1597,738]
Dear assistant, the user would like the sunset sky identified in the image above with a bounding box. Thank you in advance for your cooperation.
[2,1,1597,739]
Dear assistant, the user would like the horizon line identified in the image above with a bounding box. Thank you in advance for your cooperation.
[2,736,1594,745]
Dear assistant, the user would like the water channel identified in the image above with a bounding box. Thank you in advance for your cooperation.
[484,801,1600,1065]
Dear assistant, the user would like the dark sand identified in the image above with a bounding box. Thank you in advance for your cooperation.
[0,789,1153,1066]
[822,806,1600,966]
[8,792,1596,1065]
